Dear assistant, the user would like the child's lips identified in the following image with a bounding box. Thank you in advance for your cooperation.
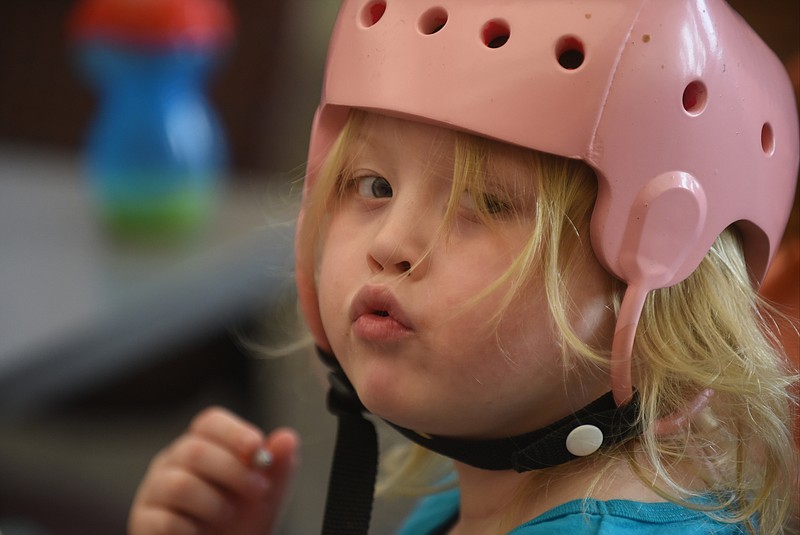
[350,286,414,341]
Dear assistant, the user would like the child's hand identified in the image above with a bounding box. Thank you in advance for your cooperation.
[128,406,300,535]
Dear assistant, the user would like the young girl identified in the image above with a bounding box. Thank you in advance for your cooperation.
[128,1,799,534]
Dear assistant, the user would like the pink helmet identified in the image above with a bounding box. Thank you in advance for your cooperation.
[297,0,799,405]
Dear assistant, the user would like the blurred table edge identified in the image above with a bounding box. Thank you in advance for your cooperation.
[0,145,298,418]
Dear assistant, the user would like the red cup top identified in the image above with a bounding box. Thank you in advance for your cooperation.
[70,0,234,47]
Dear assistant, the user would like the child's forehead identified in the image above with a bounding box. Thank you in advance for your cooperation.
[349,112,537,177]
[351,112,456,147]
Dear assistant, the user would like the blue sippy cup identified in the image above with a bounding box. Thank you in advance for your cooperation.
[71,0,234,240]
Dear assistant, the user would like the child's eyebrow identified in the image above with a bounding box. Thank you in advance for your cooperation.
[350,126,386,152]
[345,135,385,166]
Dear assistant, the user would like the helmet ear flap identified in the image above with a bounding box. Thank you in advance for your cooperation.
[618,171,708,289]
[604,171,707,405]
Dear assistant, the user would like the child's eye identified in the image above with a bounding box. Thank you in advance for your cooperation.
[459,191,512,217]
[356,175,393,199]
[483,194,512,215]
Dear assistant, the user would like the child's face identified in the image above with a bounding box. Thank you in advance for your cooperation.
[317,114,613,439]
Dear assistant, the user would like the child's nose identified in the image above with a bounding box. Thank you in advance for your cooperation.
[366,200,433,279]
[367,254,415,276]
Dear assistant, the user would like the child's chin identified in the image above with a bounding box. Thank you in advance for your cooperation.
[359,387,409,422]
[359,388,426,430]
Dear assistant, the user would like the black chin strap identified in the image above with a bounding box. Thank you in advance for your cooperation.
[320,366,378,535]
[319,350,378,534]
[318,348,642,535]
[385,391,641,471]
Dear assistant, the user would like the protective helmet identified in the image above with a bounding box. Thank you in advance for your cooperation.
[296,0,799,405]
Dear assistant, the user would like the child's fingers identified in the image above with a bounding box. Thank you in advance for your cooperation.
[129,465,230,535]
[128,506,199,535]
[167,434,272,498]
[179,409,300,502]
[130,408,300,535]
[253,428,300,511]
[262,427,301,485]
[189,406,264,461]
[146,467,235,525]
[188,408,301,488]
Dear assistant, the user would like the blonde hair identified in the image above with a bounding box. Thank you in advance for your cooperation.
[298,110,798,533]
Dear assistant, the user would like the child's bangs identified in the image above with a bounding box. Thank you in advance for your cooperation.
[448,132,539,228]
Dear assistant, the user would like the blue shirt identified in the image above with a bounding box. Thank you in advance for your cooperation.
[397,488,747,534]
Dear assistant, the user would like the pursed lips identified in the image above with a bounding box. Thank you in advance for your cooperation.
[349,285,414,340]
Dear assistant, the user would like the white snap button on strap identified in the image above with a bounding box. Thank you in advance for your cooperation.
[565,424,604,457]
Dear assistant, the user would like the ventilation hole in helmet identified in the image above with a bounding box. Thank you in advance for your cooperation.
[360,0,387,28]
[682,80,707,115]
[556,36,585,70]
[482,20,510,48]
[419,7,448,35]
[761,122,775,156]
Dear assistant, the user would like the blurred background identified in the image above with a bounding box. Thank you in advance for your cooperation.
[0,1,797,534]
[0,1,345,533]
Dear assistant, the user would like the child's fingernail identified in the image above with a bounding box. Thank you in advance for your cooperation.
[252,447,273,468]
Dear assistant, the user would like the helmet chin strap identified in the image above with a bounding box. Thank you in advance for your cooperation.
[317,348,643,535]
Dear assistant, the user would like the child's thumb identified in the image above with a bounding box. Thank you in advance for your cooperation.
[263,427,301,493]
